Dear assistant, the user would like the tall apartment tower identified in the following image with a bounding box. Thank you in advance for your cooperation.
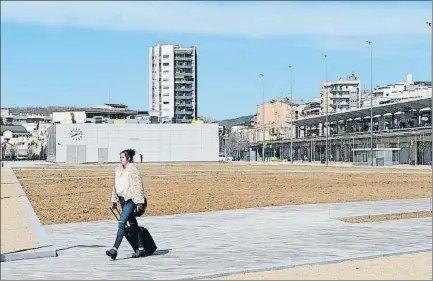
[148,43,198,123]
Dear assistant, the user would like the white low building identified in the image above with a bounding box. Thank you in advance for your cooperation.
[46,123,219,163]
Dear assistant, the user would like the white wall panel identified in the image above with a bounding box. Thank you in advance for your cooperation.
[48,124,219,163]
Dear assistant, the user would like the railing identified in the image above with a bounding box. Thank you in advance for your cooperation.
[175,64,193,68]
[175,88,193,92]
[174,56,193,61]
[175,103,193,107]
[299,125,432,140]
[175,72,193,76]
[175,110,194,115]
[175,95,193,100]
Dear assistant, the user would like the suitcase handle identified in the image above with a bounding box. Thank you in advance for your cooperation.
[109,207,121,221]
[109,207,133,227]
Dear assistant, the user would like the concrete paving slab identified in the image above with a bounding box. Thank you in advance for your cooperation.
[0,168,57,262]
[1,197,38,254]
[0,198,431,280]
[1,182,23,198]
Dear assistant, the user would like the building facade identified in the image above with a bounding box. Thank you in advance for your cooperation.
[1,110,53,160]
[46,123,219,163]
[256,98,302,142]
[360,74,432,108]
[148,43,198,124]
[300,98,321,118]
[0,125,40,159]
[321,74,361,114]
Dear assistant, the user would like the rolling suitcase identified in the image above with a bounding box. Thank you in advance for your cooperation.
[139,226,157,256]
[109,207,157,256]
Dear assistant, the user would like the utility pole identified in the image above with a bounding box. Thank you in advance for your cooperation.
[260,74,265,162]
[289,65,294,164]
[280,88,284,161]
[366,40,374,166]
[323,54,329,166]
[426,22,432,180]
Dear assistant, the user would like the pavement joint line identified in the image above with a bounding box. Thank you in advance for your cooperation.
[0,195,27,200]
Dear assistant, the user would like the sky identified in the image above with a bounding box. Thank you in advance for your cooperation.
[1,1,432,120]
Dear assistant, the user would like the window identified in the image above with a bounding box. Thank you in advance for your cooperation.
[163,86,169,89]
[163,78,169,81]
[163,101,169,105]
[163,63,169,66]
[163,93,169,96]
[163,55,169,58]
[163,70,169,74]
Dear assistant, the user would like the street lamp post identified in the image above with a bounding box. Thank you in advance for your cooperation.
[426,22,432,176]
[366,40,374,166]
[323,54,329,166]
[260,74,265,162]
[289,65,294,164]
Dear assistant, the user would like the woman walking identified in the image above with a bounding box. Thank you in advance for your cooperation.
[106,149,147,260]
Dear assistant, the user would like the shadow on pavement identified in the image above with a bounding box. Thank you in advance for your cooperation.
[115,249,171,260]
[57,245,106,252]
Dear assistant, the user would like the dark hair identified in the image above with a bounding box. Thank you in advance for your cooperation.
[120,149,136,162]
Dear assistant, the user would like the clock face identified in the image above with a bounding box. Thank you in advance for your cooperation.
[70,128,83,141]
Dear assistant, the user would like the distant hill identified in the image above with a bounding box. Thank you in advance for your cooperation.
[218,115,254,126]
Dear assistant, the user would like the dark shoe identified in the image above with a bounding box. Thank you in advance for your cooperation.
[106,248,118,260]
[144,246,157,257]
[132,249,145,258]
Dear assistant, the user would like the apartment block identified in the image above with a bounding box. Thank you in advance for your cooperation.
[148,43,198,123]
[256,98,300,142]
[361,73,432,108]
[321,74,361,114]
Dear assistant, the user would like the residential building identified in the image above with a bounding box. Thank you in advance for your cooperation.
[300,98,321,118]
[148,42,198,124]
[360,73,432,108]
[321,74,361,114]
[256,98,299,142]
[0,110,54,159]
[1,125,40,159]
[230,125,256,144]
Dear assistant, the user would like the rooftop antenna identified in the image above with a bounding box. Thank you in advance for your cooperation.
[108,88,111,120]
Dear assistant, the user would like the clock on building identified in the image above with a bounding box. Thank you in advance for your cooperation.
[70,128,83,141]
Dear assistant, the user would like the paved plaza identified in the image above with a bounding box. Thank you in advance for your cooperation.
[1,198,431,280]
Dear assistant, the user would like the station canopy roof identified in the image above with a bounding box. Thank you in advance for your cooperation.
[293,97,431,127]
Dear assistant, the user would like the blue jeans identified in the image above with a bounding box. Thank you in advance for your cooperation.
[113,197,140,249]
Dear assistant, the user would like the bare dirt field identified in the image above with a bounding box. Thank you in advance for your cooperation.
[14,164,432,225]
